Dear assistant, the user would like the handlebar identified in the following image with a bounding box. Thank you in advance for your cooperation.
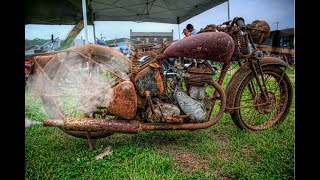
[216,17,245,31]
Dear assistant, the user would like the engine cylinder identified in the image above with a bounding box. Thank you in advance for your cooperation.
[174,90,207,122]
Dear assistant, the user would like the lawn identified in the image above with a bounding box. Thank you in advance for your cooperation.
[25,65,295,179]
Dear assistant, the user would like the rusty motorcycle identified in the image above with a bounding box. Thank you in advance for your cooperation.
[26,17,293,148]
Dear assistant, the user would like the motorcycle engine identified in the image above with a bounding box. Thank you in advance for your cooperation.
[143,60,216,123]
[146,103,181,123]
[174,62,215,122]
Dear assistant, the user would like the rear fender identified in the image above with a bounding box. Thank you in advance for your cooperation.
[225,56,289,113]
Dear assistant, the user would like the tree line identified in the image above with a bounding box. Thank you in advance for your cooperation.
[25,38,50,50]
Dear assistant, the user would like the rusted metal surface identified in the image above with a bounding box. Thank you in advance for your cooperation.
[43,79,225,132]
[146,103,181,123]
[145,90,156,114]
[186,62,213,74]
[35,17,293,145]
[225,62,254,113]
[135,50,158,58]
[134,63,165,96]
[130,50,141,80]
[186,63,214,88]
[254,92,276,114]
[33,55,54,68]
[198,24,217,33]
[129,43,167,80]
[258,56,289,67]
[107,81,137,119]
[139,54,168,71]
[134,43,156,49]
[44,117,141,134]
[217,62,231,86]
[181,63,218,122]
[233,30,248,56]
[133,43,170,54]
[225,56,288,113]
[163,32,235,63]
[141,79,226,130]
[247,20,270,44]
[136,94,147,109]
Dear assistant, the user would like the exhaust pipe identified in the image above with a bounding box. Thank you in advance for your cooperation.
[43,117,142,134]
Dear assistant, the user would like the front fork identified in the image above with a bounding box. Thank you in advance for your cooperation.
[247,58,269,100]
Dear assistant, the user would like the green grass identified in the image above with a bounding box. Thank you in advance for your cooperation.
[25,67,295,179]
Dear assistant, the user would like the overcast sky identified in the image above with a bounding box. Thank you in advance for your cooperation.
[25,0,294,42]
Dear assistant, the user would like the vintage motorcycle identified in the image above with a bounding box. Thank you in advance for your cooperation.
[26,17,293,148]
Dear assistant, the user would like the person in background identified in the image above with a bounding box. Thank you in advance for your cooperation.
[186,24,199,36]
[182,28,190,38]
[181,24,199,66]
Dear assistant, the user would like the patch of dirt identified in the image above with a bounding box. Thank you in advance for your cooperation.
[155,136,178,147]
[226,123,236,129]
[217,146,231,161]
[240,145,254,158]
[171,150,210,173]
[207,131,232,179]
[213,167,230,180]
[213,132,230,143]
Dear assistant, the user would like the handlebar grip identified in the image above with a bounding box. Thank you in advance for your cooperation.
[235,17,245,29]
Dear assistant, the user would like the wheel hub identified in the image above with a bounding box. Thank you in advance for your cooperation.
[254,91,276,114]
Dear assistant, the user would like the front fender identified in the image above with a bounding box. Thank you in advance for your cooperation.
[225,56,288,113]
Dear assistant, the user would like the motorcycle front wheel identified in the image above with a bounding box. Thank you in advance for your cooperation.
[231,65,293,131]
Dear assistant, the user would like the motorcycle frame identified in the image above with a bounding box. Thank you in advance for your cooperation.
[27,17,290,148]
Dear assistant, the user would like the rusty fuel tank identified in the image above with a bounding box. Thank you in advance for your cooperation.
[163,32,235,63]
[106,81,137,119]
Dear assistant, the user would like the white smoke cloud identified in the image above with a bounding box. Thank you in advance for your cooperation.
[26,46,131,119]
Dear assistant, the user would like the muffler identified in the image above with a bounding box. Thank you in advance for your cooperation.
[43,117,142,134]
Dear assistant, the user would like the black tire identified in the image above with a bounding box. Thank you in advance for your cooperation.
[231,65,293,131]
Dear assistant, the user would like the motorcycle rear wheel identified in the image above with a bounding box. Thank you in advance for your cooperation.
[231,65,293,131]
[39,44,131,138]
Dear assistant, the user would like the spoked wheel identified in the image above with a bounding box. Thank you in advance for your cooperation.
[38,44,132,138]
[231,65,293,131]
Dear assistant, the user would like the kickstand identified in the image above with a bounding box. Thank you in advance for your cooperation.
[86,131,94,150]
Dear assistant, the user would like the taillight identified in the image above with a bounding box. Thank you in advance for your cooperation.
[25,59,34,74]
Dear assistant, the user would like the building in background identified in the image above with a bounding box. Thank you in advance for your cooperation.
[25,38,86,55]
[130,29,173,44]
[260,28,295,64]
[263,28,294,49]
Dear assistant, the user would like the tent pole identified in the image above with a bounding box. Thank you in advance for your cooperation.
[93,13,96,44]
[177,17,181,40]
[93,21,96,44]
[82,0,89,44]
[228,0,230,21]
[178,24,180,39]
